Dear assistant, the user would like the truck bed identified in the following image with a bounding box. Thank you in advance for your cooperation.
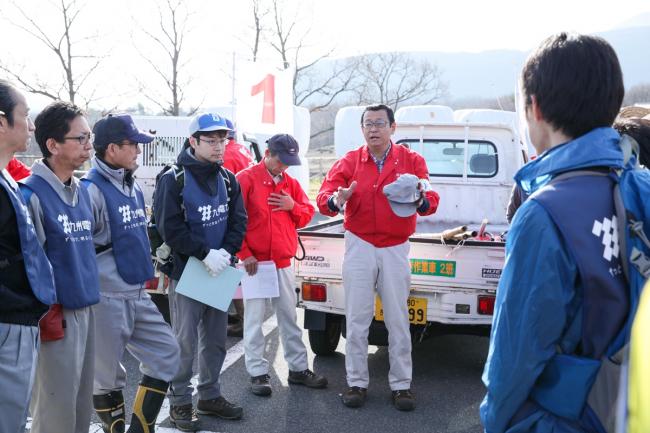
[299,217,508,246]
[296,218,504,326]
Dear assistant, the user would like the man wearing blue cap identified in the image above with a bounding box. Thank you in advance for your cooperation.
[153,112,247,431]
[82,113,181,433]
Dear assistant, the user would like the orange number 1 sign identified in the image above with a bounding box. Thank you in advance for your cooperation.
[250,74,275,124]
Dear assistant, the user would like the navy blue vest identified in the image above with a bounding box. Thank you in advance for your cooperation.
[534,174,628,358]
[0,173,56,305]
[82,169,154,284]
[182,169,228,249]
[528,174,629,422]
[21,175,100,309]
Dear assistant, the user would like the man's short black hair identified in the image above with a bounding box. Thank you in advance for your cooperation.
[521,32,624,139]
[614,118,650,167]
[34,101,85,158]
[0,79,19,127]
[361,104,395,125]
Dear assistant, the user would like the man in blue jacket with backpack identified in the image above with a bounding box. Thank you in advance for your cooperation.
[153,112,247,432]
[481,32,650,433]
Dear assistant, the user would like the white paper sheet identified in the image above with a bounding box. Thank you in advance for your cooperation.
[238,261,279,299]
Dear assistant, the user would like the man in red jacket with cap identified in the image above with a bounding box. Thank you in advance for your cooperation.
[222,118,254,338]
[237,133,328,397]
[317,104,439,412]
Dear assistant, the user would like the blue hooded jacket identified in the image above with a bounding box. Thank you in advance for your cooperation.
[480,127,624,433]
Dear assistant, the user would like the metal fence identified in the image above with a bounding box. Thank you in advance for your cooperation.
[142,136,186,166]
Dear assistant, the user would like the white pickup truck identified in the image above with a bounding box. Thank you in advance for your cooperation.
[295,105,529,355]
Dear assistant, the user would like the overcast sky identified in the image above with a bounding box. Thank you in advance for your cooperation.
[1,0,649,111]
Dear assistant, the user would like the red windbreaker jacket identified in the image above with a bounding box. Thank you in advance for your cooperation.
[317,143,439,247]
[223,139,254,174]
[236,161,314,268]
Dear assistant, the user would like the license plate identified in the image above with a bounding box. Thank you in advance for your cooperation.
[375,296,427,325]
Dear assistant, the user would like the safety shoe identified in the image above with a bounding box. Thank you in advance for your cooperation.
[169,404,200,432]
[288,369,328,388]
[197,396,243,420]
[341,386,367,408]
[251,374,272,396]
[392,389,416,411]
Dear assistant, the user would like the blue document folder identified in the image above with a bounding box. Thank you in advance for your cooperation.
[175,257,244,311]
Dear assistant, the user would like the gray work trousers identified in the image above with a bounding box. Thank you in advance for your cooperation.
[0,323,39,433]
[93,290,180,393]
[167,279,228,406]
[243,265,309,377]
[343,231,412,390]
[30,306,95,433]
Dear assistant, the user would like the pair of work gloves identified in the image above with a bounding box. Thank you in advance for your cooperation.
[202,248,231,277]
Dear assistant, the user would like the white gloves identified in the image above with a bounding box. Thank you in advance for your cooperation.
[202,248,230,276]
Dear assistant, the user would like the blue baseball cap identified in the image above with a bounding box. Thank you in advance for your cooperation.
[267,134,301,166]
[188,112,231,136]
[93,113,154,149]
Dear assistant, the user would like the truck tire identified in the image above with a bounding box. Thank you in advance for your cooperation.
[308,314,341,356]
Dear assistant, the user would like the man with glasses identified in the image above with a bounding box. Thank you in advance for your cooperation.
[20,101,100,433]
[0,80,56,433]
[317,104,439,411]
[81,114,180,433]
[153,112,247,431]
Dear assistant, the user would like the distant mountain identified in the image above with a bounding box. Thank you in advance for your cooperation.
[309,23,650,101]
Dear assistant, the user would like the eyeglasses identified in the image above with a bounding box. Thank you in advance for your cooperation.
[362,120,389,129]
[199,137,227,147]
[63,133,93,145]
[117,140,139,147]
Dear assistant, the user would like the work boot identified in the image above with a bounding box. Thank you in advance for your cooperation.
[341,386,367,408]
[197,396,243,420]
[288,369,328,388]
[250,374,272,396]
[392,389,416,411]
[93,390,126,433]
[127,375,168,433]
[169,404,200,432]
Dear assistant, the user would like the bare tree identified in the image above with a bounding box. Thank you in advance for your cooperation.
[250,0,268,62]
[352,52,447,111]
[0,0,103,105]
[136,0,198,116]
[624,83,650,106]
[449,93,516,111]
[256,0,358,113]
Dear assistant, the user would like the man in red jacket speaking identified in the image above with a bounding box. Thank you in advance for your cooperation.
[317,104,439,411]
[237,133,328,397]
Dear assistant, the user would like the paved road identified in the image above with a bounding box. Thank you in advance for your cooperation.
[26,212,490,433]
[51,307,490,433]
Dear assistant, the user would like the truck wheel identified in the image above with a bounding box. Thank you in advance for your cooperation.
[308,315,341,356]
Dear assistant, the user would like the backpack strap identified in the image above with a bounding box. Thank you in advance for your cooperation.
[613,182,631,283]
[217,166,234,203]
[171,164,184,188]
[546,169,610,355]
